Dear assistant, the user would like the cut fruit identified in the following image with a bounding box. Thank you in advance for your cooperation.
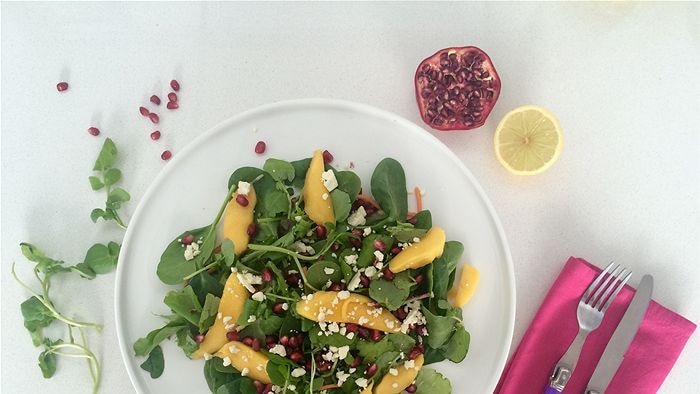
[494,105,563,175]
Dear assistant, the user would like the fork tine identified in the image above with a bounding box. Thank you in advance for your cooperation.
[582,261,615,302]
[588,264,622,306]
[599,270,632,312]
[594,267,629,310]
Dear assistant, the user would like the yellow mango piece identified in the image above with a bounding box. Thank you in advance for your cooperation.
[295,291,401,333]
[222,185,257,255]
[303,150,334,225]
[448,264,480,307]
[360,381,374,394]
[388,227,446,273]
[374,355,424,394]
[192,272,249,359]
[215,341,271,384]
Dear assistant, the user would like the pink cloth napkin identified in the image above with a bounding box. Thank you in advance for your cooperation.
[496,257,696,394]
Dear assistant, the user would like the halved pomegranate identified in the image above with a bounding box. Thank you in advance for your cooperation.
[415,46,501,131]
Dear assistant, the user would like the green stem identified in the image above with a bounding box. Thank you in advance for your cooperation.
[182,261,221,281]
[194,182,238,266]
[47,342,100,393]
[263,293,298,302]
[79,328,98,388]
[292,255,320,292]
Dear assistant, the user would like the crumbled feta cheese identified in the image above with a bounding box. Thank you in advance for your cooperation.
[288,385,296,392]
[358,316,369,326]
[347,272,362,291]
[364,266,377,277]
[257,364,264,371]
[347,206,367,226]
[336,370,351,385]
[392,383,399,388]
[282,302,289,311]
[241,367,249,376]
[294,215,302,222]
[217,312,223,320]
[203,353,213,360]
[363,227,372,236]
[337,345,350,359]
[294,241,315,255]
[252,291,266,302]
[344,254,358,265]
[222,316,232,324]
[228,345,240,354]
[373,250,384,262]
[324,267,335,275]
[237,181,251,196]
[247,315,257,323]
[222,356,232,367]
[346,332,355,340]
[337,290,350,300]
[291,367,306,377]
[183,242,201,260]
[389,368,398,376]
[400,301,426,334]
[269,344,287,357]
[356,378,369,388]
[322,193,329,200]
[413,237,421,243]
[321,170,338,192]
[404,360,416,370]
[236,271,262,293]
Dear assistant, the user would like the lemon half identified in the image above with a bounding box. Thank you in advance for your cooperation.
[494,105,563,175]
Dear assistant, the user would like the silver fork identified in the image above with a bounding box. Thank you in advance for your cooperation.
[544,262,632,394]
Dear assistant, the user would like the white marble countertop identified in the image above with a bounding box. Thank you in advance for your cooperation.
[2,2,698,393]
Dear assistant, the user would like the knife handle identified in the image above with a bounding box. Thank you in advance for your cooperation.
[544,386,563,394]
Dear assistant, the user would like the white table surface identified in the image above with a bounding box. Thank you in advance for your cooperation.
[2,2,698,393]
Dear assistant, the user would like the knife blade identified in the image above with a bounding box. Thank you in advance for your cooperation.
[585,274,653,394]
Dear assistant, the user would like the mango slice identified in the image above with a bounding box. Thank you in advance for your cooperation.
[295,291,401,333]
[374,355,424,394]
[215,340,271,384]
[448,264,480,307]
[192,272,249,359]
[222,185,257,255]
[388,227,446,273]
[303,150,334,225]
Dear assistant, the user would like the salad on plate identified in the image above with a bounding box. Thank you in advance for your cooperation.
[134,150,479,394]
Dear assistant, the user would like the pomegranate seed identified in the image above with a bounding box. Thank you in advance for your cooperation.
[261,268,273,283]
[329,283,342,291]
[383,268,395,280]
[414,274,424,283]
[194,334,205,344]
[288,335,299,348]
[407,215,418,225]
[87,127,100,136]
[370,330,383,342]
[289,351,304,363]
[254,140,266,154]
[167,101,179,110]
[330,243,341,252]
[322,150,334,163]
[265,335,276,345]
[170,79,180,91]
[318,361,332,372]
[253,380,264,393]
[150,95,161,105]
[247,223,257,236]
[161,150,172,160]
[168,92,178,102]
[345,323,358,333]
[226,331,240,341]
[295,334,304,346]
[149,112,159,124]
[279,335,289,346]
[314,225,327,239]
[349,237,362,248]
[272,302,285,314]
[373,239,386,250]
[236,194,249,206]
[285,273,300,286]
[56,82,69,92]
[365,363,378,377]
[351,228,364,237]
[242,337,254,346]
[350,356,361,368]
[391,246,402,255]
[359,274,370,287]
[358,327,370,339]
[262,384,273,394]
[139,106,150,116]
[408,344,424,360]
[405,384,417,393]
[181,234,194,245]
[150,130,161,140]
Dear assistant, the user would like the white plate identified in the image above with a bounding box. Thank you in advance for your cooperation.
[115,99,515,394]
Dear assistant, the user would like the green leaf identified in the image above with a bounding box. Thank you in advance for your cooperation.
[140,345,165,379]
[189,271,224,306]
[369,279,410,311]
[84,243,118,274]
[387,227,428,243]
[21,297,54,345]
[356,334,411,362]
[335,171,361,201]
[38,343,59,378]
[357,234,394,267]
[440,325,470,362]
[88,176,104,190]
[156,226,210,285]
[228,167,265,189]
[413,210,432,229]
[265,361,290,386]
[19,243,67,275]
[204,358,241,392]
[176,328,199,358]
[133,319,187,357]
[163,286,202,327]
[263,158,295,182]
[259,316,284,335]
[103,168,122,186]
[20,242,46,262]
[289,158,311,188]
[70,263,96,279]
[221,239,236,267]
[93,138,118,171]
[370,158,408,220]
[415,368,452,394]
[306,261,342,289]
[106,187,130,209]
[422,306,457,349]
[198,294,221,333]
[431,241,464,309]
[90,208,106,223]
[387,332,416,354]
[331,189,352,222]
[309,326,357,348]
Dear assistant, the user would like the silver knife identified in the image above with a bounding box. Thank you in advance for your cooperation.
[585,274,653,394]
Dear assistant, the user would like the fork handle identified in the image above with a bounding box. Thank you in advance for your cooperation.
[545,329,590,393]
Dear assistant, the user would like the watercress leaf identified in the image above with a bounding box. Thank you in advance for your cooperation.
[20,242,47,263]
[108,241,120,256]
[335,171,361,201]
[370,158,408,220]
[103,168,122,186]
[215,381,242,394]
[306,261,342,289]
[176,328,199,357]
[387,333,416,354]
[88,176,104,190]
[70,263,96,279]
[38,346,58,378]
[263,159,295,182]
[156,226,210,285]
[90,208,105,223]
[106,187,130,209]
[413,210,432,229]
[369,279,410,311]
[164,286,202,327]
[261,189,289,217]
[204,358,241,392]
[422,306,457,349]
[228,167,265,189]
[21,297,54,345]
[265,361,289,386]
[189,271,224,306]
[415,368,452,394]
[279,313,302,336]
[357,234,394,267]
[431,241,464,309]
[437,299,452,310]
[84,243,118,274]
[375,350,400,371]
[140,345,165,379]
[236,299,259,327]
[93,138,118,171]
[331,189,351,222]
[440,324,470,362]
[198,294,221,333]
[387,227,428,243]
[259,315,284,335]
[221,239,236,267]
[133,319,187,357]
[290,158,311,189]
[422,347,446,365]
[356,336,396,361]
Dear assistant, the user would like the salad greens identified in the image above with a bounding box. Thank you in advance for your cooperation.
[136,154,471,393]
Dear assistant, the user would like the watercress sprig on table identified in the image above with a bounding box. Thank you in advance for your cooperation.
[13,137,130,394]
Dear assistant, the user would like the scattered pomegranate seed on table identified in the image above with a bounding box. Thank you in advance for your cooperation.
[56,82,69,92]
[149,113,159,124]
[150,130,161,140]
[139,106,150,116]
[166,101,179,110]
[87,127,100,136]
[254,140,266,154]
[150,95,161,105]
[168,92,178,102]
[322,149,333,163]
[160,150,172,160]
[170,79,180,91]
